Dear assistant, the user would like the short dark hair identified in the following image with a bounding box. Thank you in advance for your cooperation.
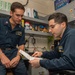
[10,2,25,12]
[48,12,68,25]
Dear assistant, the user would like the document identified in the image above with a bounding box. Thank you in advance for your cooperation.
[19,50,42,60]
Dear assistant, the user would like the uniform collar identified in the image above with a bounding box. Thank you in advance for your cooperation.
[60,26,70,44]
[4,17,22,29]
[4,17,11,27]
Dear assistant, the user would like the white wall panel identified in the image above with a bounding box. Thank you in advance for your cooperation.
[2,0,54,16]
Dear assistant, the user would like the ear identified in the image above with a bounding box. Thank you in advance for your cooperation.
[61,22,66,28]
[10,11,13,16]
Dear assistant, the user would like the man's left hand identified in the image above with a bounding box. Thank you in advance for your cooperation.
[10,55,20,68]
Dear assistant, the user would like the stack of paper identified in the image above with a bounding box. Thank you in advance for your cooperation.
[19,50,42,60]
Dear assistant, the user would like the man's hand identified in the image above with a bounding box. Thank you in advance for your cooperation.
[10,55,20,68]
[32,51,43,57]
[0,53,11,68]
[29,59,40,68]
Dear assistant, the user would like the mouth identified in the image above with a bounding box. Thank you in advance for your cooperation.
[17,20,21,23]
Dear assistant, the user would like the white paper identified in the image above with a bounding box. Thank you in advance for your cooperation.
[19,50,42,60]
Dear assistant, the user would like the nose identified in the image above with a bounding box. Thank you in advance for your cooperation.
[19,16,22,20]
[49,28,52,33]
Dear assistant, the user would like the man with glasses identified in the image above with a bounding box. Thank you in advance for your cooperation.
[0,2,28,75]
[29,12,75,73]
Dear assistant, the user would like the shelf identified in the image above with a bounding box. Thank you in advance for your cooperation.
[23,16,48,25]
[0,9,48,24]
[25,30,51,36]
[0,9,10,15]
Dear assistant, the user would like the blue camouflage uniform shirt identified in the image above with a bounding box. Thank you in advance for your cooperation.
[0,17,25,49]
[40,26,75,71]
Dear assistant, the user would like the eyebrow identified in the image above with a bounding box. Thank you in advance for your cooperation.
[49,23,57,26]
[16,14,23,17]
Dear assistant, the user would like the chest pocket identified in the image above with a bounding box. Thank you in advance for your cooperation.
[58,46,64,56]
[11,31,22,44]
[16,31,22,36]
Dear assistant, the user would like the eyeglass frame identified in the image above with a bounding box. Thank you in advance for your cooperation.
[49,23,59,29]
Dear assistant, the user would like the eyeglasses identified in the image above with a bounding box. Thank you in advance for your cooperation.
[49,23,58,29]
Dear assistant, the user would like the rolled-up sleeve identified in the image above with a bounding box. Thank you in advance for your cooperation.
[18,28,25,46]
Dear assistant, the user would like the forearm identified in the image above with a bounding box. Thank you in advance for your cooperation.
[40,56,74,71]
[42,50,60,59]
[17,45,25,56]
[0,49,5,59]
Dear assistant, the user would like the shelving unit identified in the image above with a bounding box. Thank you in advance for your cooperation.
[0,9,10,15]
[25,30,51,36]
[24,16,48,24]
[0,9,51,36]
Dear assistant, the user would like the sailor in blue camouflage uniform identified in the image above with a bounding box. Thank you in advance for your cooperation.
[0,2,28,75]
[29,12,75,72]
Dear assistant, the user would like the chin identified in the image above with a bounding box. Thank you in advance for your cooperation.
[54,35,59,38]
[54,36,57,38]
[16,22,20,24]
[53,34,57,38]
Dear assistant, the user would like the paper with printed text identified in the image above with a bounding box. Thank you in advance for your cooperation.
[19,50,42,60]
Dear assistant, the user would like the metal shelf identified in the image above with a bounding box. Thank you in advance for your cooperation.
[0,9,10,15]
[23,16,48,24]
[0,9,48,24]
[25,30,51,36]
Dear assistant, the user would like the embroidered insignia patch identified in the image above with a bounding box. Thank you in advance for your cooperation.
[16,31,22,36]
[58,46,64,52]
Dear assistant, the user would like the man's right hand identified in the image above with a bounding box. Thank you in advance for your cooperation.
[0,52,11,68]
[32,51,43,57]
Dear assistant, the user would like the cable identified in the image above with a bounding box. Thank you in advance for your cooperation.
[23,0,29,7]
